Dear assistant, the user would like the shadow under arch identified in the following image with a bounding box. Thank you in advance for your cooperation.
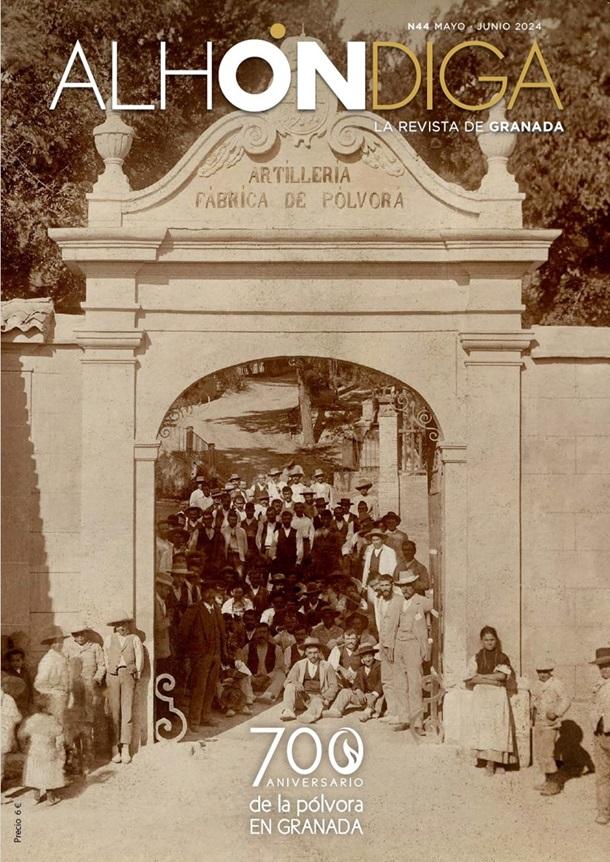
[155,354,444,448]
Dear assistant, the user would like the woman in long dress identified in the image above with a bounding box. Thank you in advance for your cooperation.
[465,625,518,775]
[19,695,66,805]
[33,626,70,727]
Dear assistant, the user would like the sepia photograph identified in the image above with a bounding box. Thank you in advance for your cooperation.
[1,1,609,860]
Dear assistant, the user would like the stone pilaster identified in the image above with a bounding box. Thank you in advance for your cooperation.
[134,441,160,745]
[75,327,143,631]
[438,442,468,687]
[459,331,533,672]
[377,399,400,515]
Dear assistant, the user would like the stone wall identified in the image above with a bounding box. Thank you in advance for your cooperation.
[1,315,83,662]
[521,326,610,705]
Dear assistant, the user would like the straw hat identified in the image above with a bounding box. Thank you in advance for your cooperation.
[590,647,610,666]
[534,655,555,671]
[356,642,378,657]
[40,625,69,645]
[396,571,419,585]
[303,637,322,648]
[106,610,134,627]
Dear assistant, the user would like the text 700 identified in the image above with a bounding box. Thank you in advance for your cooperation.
[250,726,364,787]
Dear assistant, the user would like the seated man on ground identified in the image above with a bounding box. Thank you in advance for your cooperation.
[280,637,338,724]
[246,623,285,704]
[328,629,362,689]
[324,643,383,722]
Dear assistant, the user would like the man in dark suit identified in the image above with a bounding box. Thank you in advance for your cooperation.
[247,568,270,617]
[179,586,226,731]
[196,509,223,576]
[273,510,302,575]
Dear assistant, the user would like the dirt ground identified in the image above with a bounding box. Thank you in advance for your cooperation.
[2,702,606,862]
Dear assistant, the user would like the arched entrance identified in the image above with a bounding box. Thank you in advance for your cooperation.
[152,356,444,736]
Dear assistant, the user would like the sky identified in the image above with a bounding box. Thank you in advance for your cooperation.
[337,0,456,37]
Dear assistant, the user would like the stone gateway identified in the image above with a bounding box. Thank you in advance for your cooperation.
[2,42,609,752]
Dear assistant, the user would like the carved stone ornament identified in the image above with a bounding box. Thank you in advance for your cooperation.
[198,35,406,181]
[1,297,54,339]
[92,103,134,194]
[477,100,520,196]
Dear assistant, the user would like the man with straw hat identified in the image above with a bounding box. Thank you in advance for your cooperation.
[531,654,571,796]
[33,625,70,725]
[361,528,397,591]
[352,478,378,520]
[280,636,338,724]
[103,611,142,764]
[390,571,432,735]
[590,646,610,824]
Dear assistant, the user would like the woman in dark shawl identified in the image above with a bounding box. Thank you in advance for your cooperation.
[464,626,518,775]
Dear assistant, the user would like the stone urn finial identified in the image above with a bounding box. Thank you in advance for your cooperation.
[92,101,134,194]
[477,99,519,196]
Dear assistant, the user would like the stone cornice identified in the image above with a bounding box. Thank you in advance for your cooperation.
[460,331,535,358]
[134,442,161,461]
[48,225,558,276]
[75,330,144,351]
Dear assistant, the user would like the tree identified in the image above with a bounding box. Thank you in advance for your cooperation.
[365,0,610,324]
[1,0,344,310]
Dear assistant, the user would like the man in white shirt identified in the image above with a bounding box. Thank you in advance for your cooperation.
[280,637,339,723]
[254,493,270,520]
[266,468,285,504]
[155,520,173,574]
[247,474,269,503]
[261,592,288,627]
[312,469,334,507]
[291,501,315,546]
[362,529,398,591]
[189,476,213,512]
[221,510,248,576]
[221,585,254,618]
[103,612,143,764]
[288,465,307,503]
[532,655,572,796]
[256,507,280,561]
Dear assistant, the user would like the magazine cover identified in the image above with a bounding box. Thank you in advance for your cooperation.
[1,1,609,860]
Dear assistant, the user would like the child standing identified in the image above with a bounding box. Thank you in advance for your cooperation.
[19,695,65,805]
[532,655,571,796]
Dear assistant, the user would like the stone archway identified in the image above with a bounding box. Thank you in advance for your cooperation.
[148,355,446,738]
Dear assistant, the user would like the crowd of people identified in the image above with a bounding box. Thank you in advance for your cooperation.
[1,463,609,826]
[1,615,143,804]
[153,464,433,736]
